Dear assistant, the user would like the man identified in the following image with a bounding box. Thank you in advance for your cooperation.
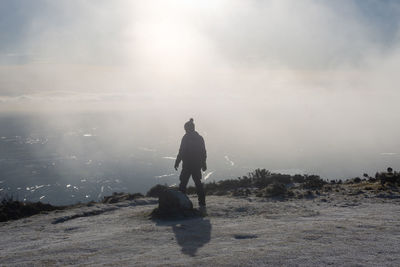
[174,118,207,208]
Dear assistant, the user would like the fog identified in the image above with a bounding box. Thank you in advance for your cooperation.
[1,1,400,201]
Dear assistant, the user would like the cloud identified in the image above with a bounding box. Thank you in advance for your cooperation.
[1,0,399,68]
[0,0,400,110]
[201,0,400,69]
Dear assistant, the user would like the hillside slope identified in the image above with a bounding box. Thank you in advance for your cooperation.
[1,194,400,266]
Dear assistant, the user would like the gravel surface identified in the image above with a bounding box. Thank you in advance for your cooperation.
[1,193,400,266]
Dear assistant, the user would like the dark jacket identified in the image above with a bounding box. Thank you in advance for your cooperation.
[175,131,206,169]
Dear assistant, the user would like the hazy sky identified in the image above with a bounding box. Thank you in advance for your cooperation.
[1,0,400,178]
[1,0,400,111]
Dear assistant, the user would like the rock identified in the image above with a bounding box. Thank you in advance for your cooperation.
[0,200,61,222]
[146,184,168,198]
[159,189,193,211]
[102,192,143,204]
[150,188,199,219]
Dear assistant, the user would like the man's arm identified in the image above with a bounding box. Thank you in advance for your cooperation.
[201,137,207,171]
[174,154,182,170]
[174,137,184,170]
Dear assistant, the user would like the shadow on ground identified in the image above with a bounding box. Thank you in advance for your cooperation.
[156,216,212,256]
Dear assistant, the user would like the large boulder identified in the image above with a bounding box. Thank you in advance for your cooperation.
[150,188,198,219]
[146,184,168,198]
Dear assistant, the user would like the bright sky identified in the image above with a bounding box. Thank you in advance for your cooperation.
[1,0,400,110]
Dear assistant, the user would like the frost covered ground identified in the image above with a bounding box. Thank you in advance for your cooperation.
[1,193,400,266]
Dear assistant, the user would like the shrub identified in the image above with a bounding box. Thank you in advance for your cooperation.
[302,175,326,189]
[376,169,400,184]
[232,188,251,197]
[287,190,295,197]
[186,186,197,195]
[324,185,332,191]
[293,175,305,183]
[251,169,273,188]
[251,169,271,179]
[270,174,292,185]
[177,169,330,197]
[265,183,287,197]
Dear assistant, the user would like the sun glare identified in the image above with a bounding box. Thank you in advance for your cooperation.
[134,21,208,75]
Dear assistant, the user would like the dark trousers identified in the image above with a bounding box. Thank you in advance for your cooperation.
[179,167,206,206]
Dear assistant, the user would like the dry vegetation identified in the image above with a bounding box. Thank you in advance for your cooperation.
[2,168,399,222]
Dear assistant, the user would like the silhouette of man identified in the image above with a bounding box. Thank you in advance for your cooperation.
[174,118,207,207]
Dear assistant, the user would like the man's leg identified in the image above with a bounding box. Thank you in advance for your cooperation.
[179,168,191,194]
[192,168,206,206]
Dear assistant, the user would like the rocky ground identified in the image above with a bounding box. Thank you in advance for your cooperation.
[1,181,400,266]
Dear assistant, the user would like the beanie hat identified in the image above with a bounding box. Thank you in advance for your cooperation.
[184,118,195,132]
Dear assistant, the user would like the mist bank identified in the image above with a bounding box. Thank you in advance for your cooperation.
[0,111,399,206]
